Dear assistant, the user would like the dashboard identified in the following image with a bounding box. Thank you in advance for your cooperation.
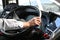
[45,16,60,40]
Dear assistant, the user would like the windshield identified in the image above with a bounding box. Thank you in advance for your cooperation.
[18,0,60,12]
[40,0,60,12]
[18,0,38,7]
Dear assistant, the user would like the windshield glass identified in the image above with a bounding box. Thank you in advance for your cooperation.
[18,0,38,7]
[18,0,60,12]
[40,0,60,12]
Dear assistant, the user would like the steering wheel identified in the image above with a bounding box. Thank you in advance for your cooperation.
[26,11,49,33]
[1,6,49,36]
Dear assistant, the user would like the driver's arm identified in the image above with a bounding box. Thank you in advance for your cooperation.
[0,17,41,31]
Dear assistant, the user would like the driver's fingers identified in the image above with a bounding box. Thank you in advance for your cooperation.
[35,22,41,25]
[34,19,41,25]
[35,18,41,23]
[36,19,41,22]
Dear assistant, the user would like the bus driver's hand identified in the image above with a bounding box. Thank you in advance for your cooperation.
[23,17,41,28]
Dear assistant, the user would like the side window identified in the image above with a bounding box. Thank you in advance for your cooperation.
[40,0,60,12]
[0,0,3,12]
